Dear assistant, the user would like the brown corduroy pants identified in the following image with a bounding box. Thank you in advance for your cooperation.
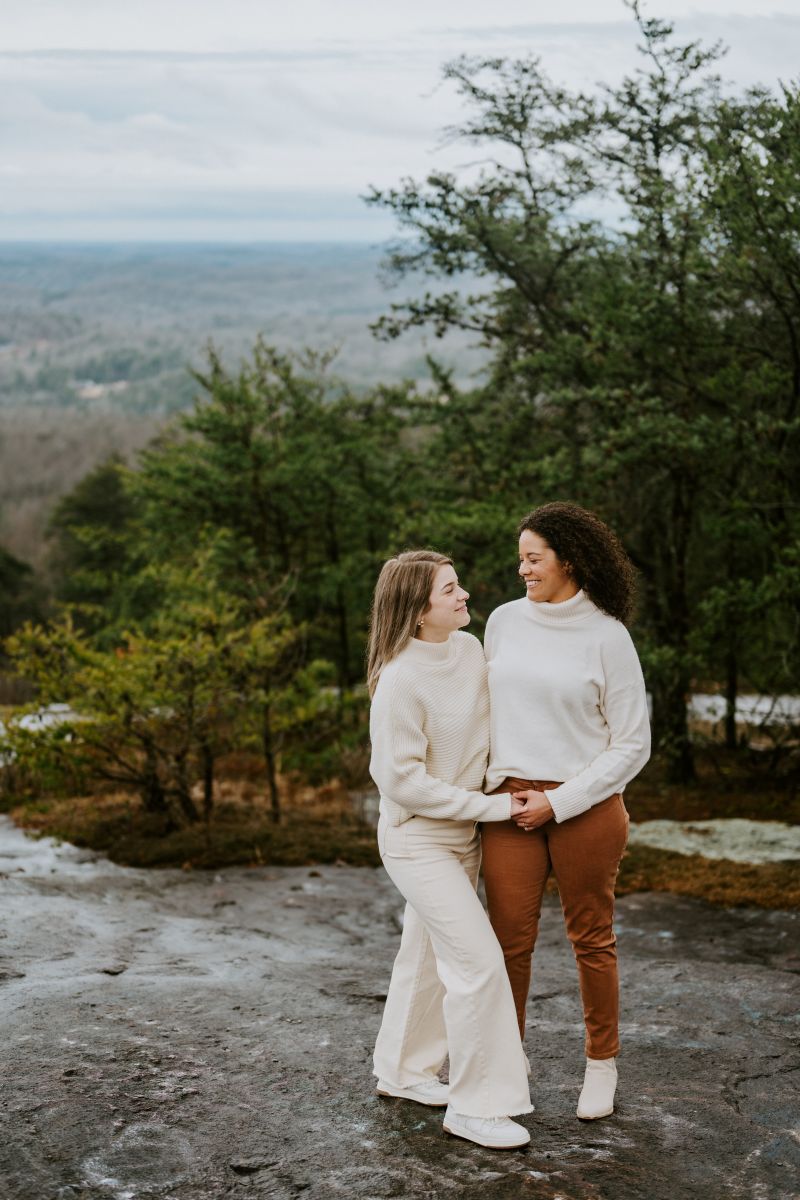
[481,778,629,1060]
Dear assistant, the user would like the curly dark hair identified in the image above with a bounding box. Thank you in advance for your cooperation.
[518,502,637,625]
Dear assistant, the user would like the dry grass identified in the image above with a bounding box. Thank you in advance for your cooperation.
[535,844,800,910]
[615,843,800,909]
[9,780,381,870]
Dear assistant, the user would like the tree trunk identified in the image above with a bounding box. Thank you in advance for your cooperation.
[652,674,695,784]
[141,744,168,814]
[647,481,696,785]
[724,644,738,751]
[334,584,351,692]
[262,704,281,823]
[201,740,215,824]
[324,501,352,689]
[172,749,200,823]
[200,739,214,851]
[664,482,696,783]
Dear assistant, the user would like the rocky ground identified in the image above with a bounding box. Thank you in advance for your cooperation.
[1,815,798,1200]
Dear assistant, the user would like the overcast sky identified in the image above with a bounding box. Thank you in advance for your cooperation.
[3,1,800,242]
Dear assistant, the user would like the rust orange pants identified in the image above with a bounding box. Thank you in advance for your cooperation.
[481,778,629,1060]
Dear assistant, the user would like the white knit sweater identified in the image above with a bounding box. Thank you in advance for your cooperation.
[484,591,651,823]
[370,631,513,826]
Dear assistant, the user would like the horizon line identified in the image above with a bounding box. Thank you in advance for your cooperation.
[0,238,402,248]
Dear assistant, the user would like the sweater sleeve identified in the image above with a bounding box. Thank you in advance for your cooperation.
[369,671,512,822]
[544,629,651,823]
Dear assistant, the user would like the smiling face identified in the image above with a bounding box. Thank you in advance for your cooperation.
[417,563,471,641]
[518,529,578,605]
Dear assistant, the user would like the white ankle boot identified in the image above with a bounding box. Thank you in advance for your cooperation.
[443,1105,530,1149]
[576,1057,617,1120]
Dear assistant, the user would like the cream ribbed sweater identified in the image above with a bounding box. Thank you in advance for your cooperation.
[485,591,651,823]
[370,630,513,826]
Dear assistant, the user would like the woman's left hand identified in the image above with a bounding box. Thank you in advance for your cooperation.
[511,790,554,831]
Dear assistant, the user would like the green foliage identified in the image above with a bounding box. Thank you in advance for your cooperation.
[130,342,421,686]
[3,560,319,826]
[14,348,406,813]
[47,456,141,639]
[366,9,800,781]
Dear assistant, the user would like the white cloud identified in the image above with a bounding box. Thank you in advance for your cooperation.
[6,2,800,51]
[2,4,799,240]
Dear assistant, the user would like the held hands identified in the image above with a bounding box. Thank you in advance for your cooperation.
[511,789,554,831]
[509,795,526,819]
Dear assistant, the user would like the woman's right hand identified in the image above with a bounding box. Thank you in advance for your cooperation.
[509,795,526,818]
[512,789,555,829]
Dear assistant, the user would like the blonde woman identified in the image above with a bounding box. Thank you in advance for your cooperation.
[368,550,532,1150]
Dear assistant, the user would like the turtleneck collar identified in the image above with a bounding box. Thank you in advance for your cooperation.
[401,632,457,663]
[522,588,598,625]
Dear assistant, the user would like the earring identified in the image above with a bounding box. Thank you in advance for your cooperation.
[417,619,425,627]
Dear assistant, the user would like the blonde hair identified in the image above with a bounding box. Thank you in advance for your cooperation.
[366,550,453,697]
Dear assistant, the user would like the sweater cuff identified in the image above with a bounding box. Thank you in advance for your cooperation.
[545,780,591,823]
[480,792,514,822]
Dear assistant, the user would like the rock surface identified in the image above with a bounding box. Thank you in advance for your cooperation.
[0,815,798,1200]
[627,817,800,863]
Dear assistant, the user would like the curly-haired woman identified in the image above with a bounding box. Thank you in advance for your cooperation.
[368,550,533,1149]
[481,503,651,1122]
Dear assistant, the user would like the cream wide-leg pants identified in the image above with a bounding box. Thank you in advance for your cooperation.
[373,813,532,1119]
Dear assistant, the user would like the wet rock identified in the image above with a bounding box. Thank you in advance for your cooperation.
[228,1156,280,1175]
[0,815,797,1200]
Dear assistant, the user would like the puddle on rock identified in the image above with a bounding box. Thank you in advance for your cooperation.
[81,1123,194,1198]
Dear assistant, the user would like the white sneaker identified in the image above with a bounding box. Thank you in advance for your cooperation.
[443,1105,530,1149]
[376,1078,449,1107]
[576,1057,617,1120]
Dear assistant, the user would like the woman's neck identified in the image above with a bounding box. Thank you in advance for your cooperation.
[415,629,451,645]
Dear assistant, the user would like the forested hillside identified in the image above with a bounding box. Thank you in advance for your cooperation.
[0,244,483,566]
[0,242,483,411]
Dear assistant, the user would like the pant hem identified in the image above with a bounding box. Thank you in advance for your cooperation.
[373,1070,442,1087]
[447,1102,535,1118]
